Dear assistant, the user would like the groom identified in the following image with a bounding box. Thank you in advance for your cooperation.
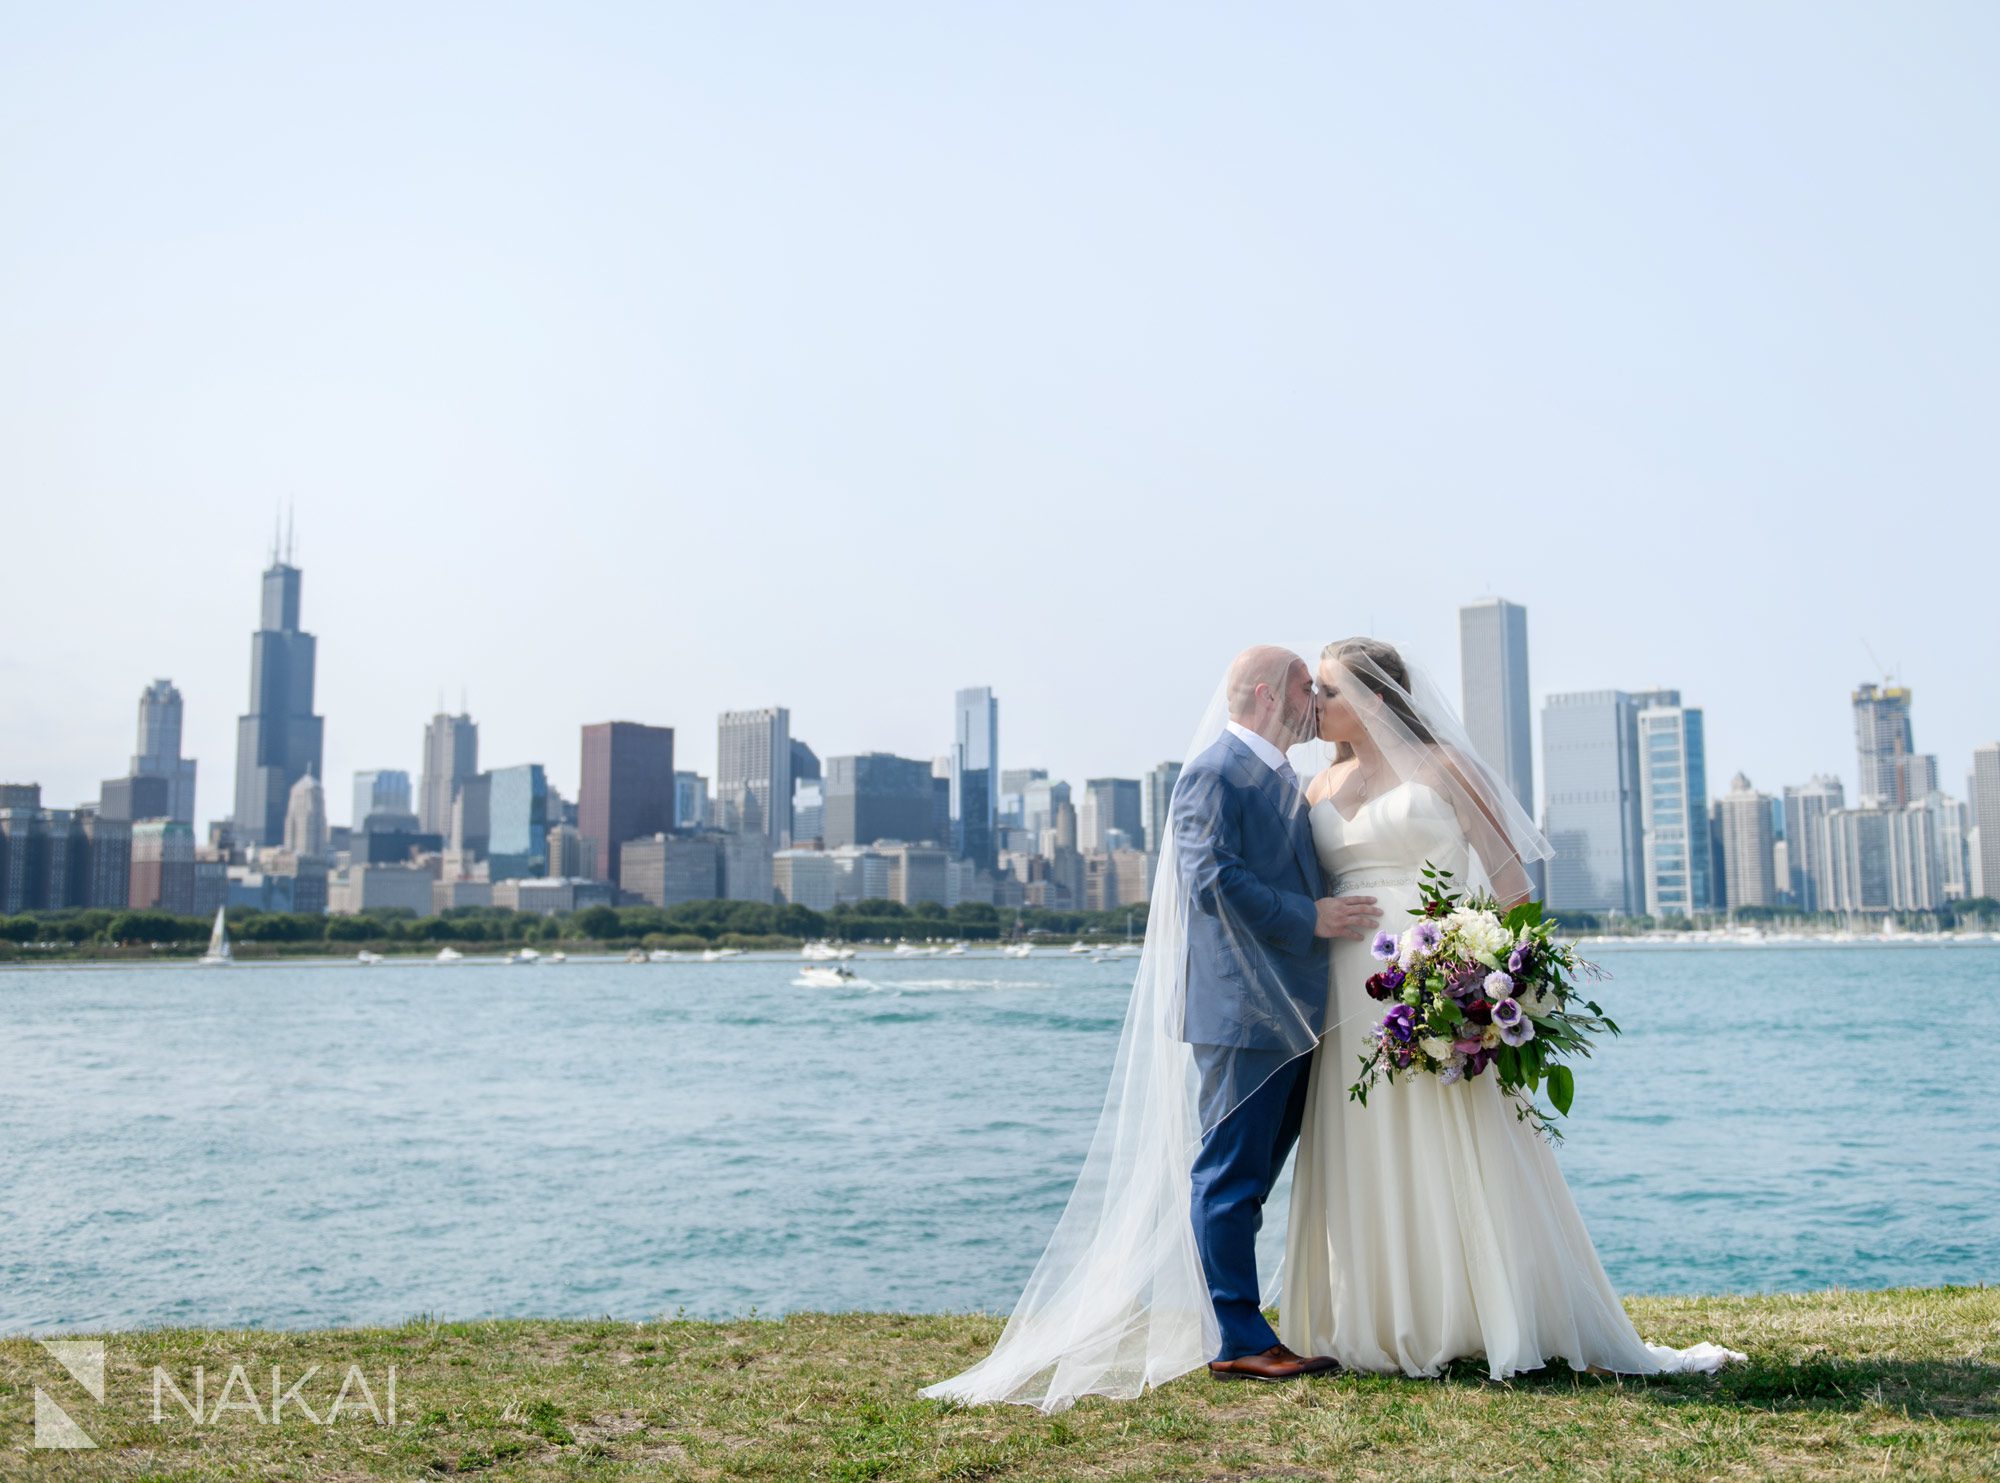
[1172,645,1381,1382]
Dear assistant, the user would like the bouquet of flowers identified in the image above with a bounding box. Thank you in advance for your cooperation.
[1347,865,1616,1137]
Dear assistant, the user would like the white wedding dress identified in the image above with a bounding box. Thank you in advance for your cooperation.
[1279,780,1743,1378]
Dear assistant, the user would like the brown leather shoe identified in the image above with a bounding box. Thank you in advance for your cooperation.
[1207,1343,1341,1382]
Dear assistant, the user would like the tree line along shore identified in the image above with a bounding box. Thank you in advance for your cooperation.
[0,900,1141,961]
[4,893,1999,963]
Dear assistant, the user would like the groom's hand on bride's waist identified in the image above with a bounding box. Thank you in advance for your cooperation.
[1314,895,1381,940]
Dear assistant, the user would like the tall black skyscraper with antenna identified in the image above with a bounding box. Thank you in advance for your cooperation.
[231,519,325,848]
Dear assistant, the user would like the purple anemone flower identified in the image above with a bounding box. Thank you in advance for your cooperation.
[1412,921,1443,955]
[1499,1017,1536,1047]
[1383,1004,1418,1044]
[1491,996,1524,1030]
[1370,930,1399,962]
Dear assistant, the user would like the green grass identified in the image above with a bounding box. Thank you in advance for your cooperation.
[3,1288,1995,1480]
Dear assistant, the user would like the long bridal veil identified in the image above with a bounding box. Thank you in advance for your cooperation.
[921,647,1329,1413]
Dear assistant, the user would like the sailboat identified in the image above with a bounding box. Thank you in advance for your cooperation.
[198,906,233,966]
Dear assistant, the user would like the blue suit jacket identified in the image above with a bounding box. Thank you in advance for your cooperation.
[1170,732,1329,1050]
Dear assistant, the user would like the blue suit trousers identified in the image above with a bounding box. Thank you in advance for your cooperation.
[1188,1044,1314,1361]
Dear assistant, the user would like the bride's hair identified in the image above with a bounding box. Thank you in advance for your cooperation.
[1323,637,1436,763]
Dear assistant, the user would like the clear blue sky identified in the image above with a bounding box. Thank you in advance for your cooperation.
[3,2,1994,823]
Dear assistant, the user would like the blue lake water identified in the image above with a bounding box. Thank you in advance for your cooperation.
[3,944,1995,1335]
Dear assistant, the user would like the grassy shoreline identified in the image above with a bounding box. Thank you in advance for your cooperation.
[4,1287,1995,1480]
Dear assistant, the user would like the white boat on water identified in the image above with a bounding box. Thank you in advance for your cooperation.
[701,947,742,962]
[197,906,233,966]
[355,950,385,965]
[436,947,465,963]
[547,951,567,963]
[802,941,844,961]
[510,947,543,964]
[798,965,858,988]
[648,948,679,962]
[1068,941,1090,955]
[944,943,967,957]
[892,942,922,957]
[626,948,649,963]
[1000,942,1034,959]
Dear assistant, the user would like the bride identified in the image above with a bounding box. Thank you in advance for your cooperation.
[1282,637,1741,1378]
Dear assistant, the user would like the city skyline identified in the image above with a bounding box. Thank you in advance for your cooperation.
[3,7,1995,835]
[5,544,1995,849]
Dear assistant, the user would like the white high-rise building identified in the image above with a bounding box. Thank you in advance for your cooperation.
[1781,775,1845,913]
[1972,744,2000,901]
[717,708,791,846]
[282,770,327,859]
[1918,792,1971,901]
[1459,598,1534,817]
[1717,773,1777,911]
[1636,697,1710,917]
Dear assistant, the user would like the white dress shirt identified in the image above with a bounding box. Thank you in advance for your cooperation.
[1225,721,1300,792]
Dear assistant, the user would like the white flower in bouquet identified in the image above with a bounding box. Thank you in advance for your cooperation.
[1459,914,1515,967]
[1419,1035,1453,1062]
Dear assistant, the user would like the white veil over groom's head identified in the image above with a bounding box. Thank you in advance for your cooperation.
[923,644,1328,1413]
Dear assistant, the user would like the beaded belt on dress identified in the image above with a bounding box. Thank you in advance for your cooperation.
[1334,869,1422,890]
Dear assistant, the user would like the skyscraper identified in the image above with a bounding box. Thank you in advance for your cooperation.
[999,768,1046,829]
[674,771,711,831]
[1852,682,1915,806]
[1972,744,2000,901]
[578,722,675,889]
[1022,777,1071,838]
[824,753,935,847]
[1637,697,1710,916]
[284,771,328,859]
[951,686,999,869]
[487,764,550,880]
[1781,775,1845,912]
[717,708,791,845]
[131,679,197,825]
[352,769,412,828]
[1080,778,1143,853]
[231,550,325,848]
[419,712,480,836]
[1540,690,1644,914]
[1459,598,1534,817]
[1718,773,1777,910]
[1142,762,1184,857]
